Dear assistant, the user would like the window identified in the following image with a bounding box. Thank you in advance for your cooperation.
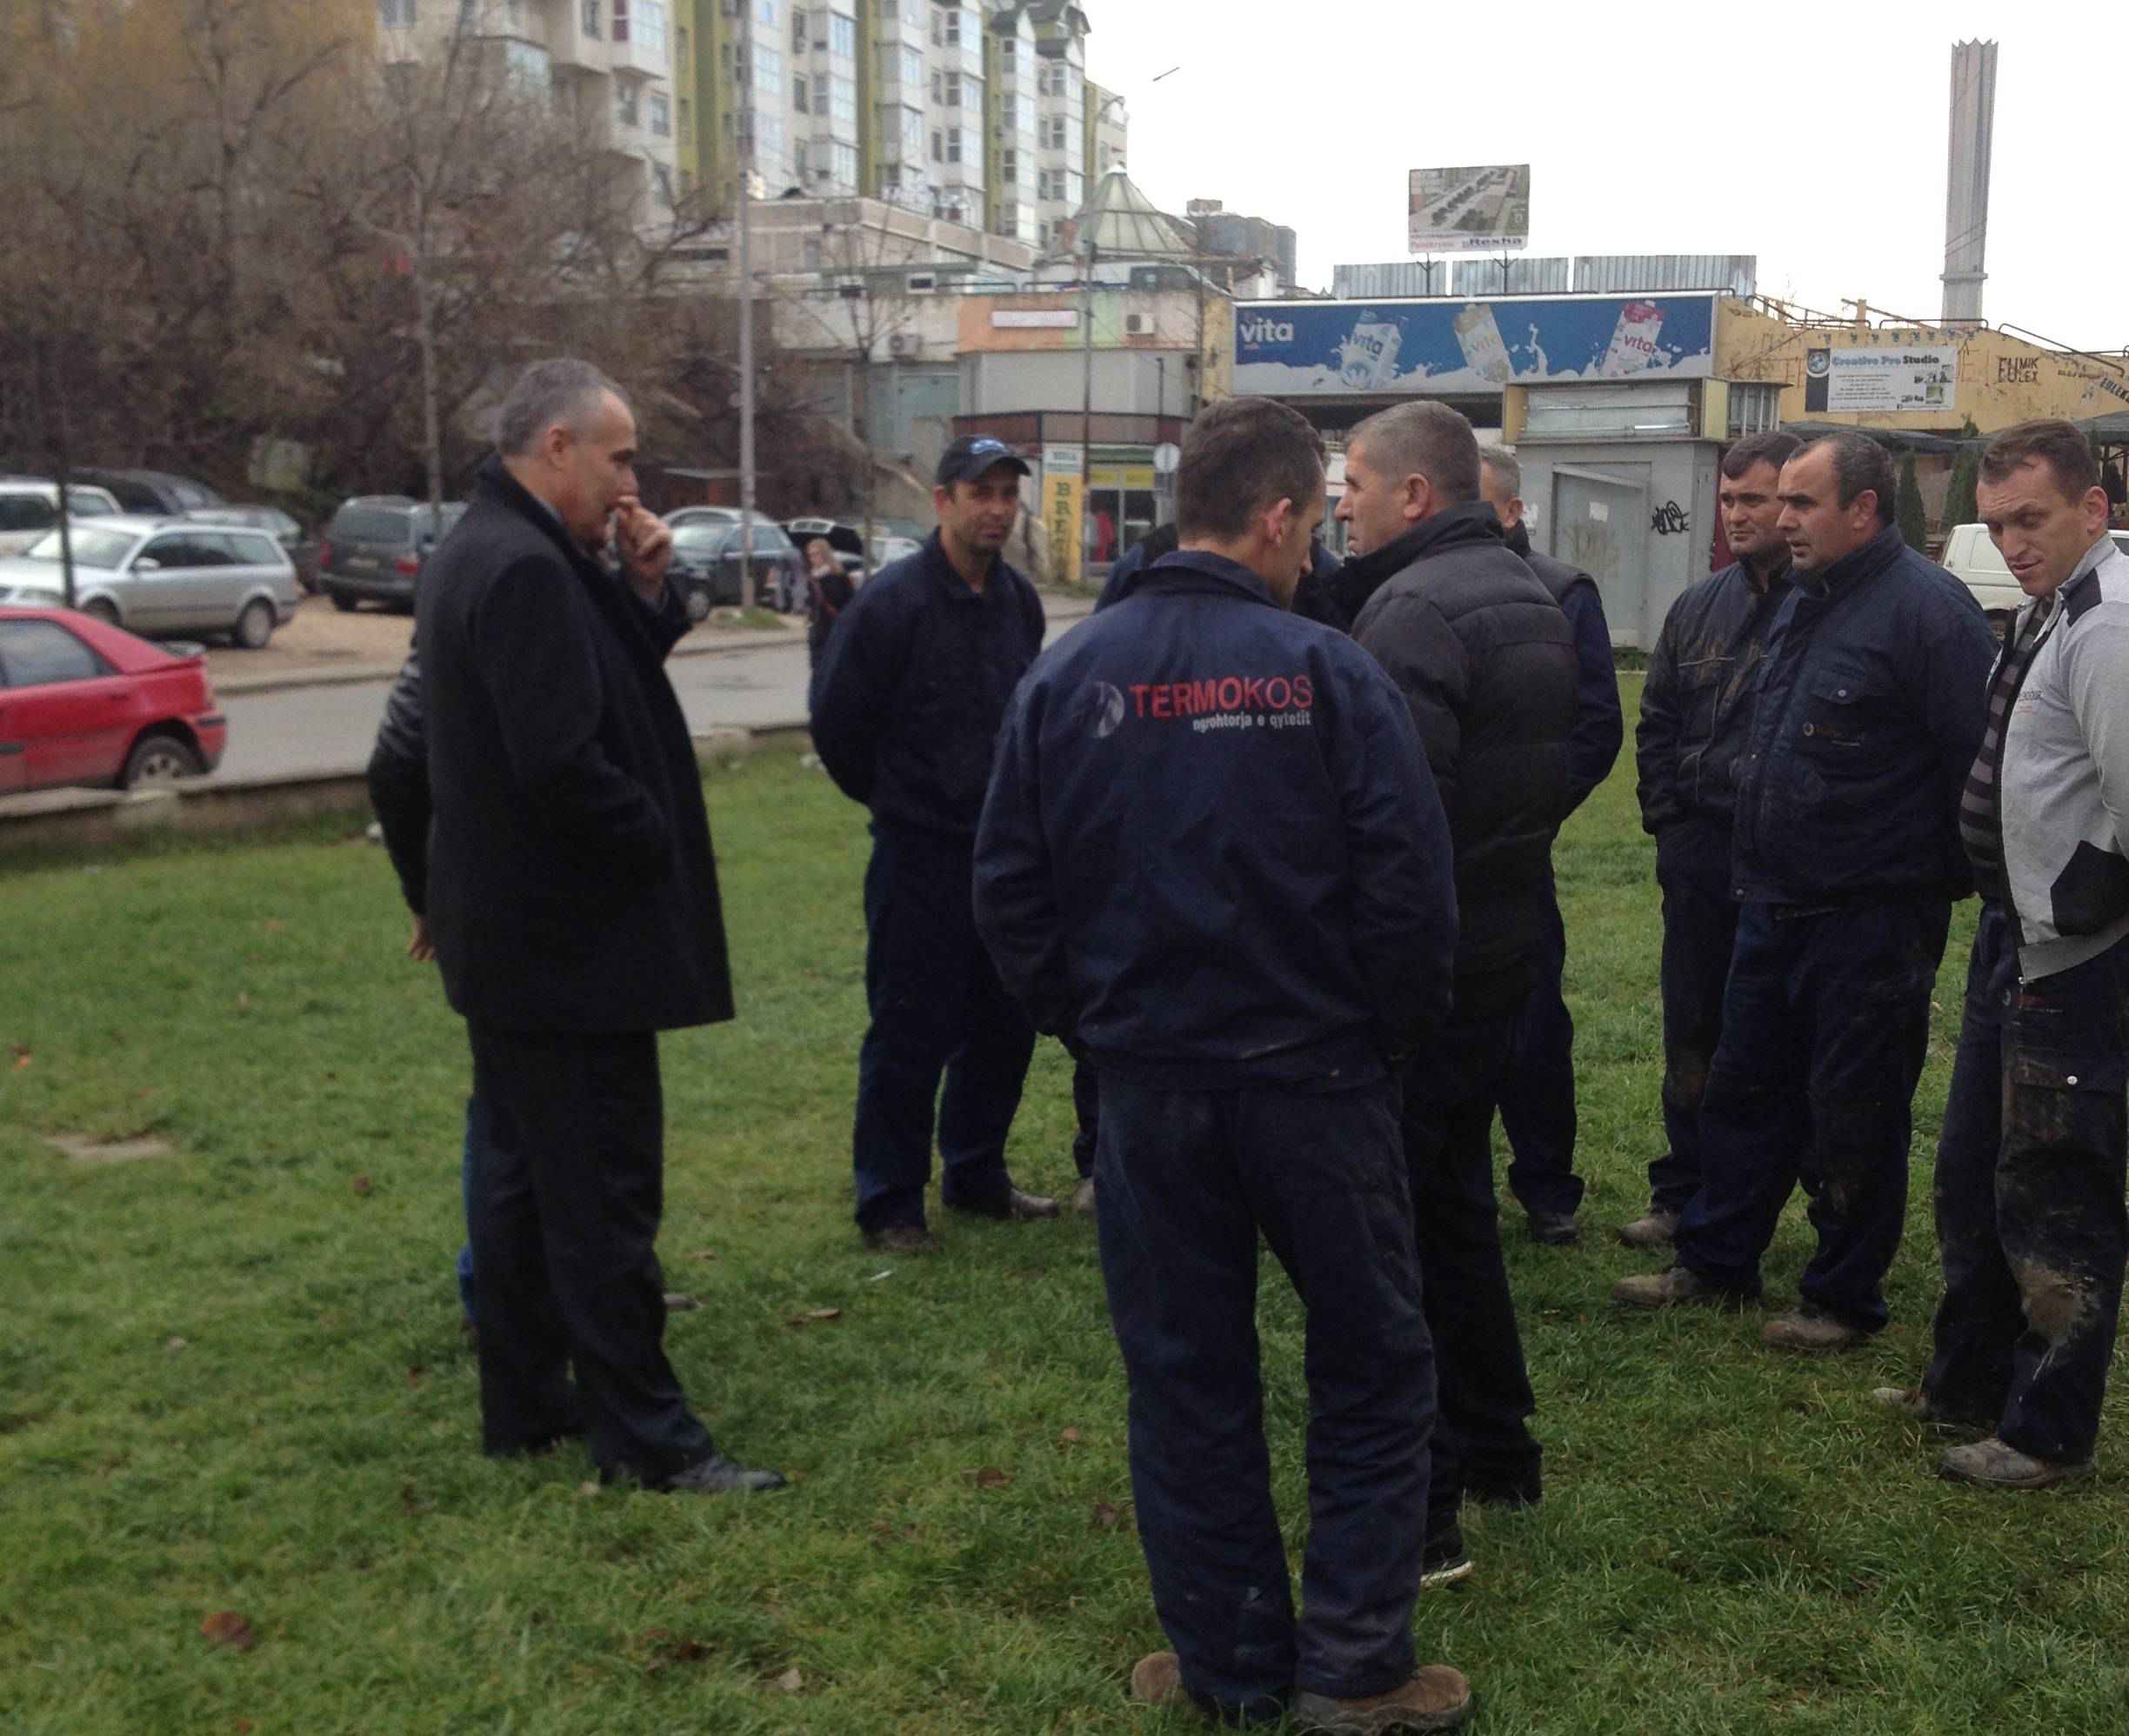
[1063,167,1083,209]
[830,74,856,125]
[829,10,855,57]
[757,110,785,166]
[611,0,628,39]
[1043,115,1066,150]
[0,620,105,689]
[1036,168,1054,201]
[999,147,1016,185]
[580,0,600,36]
[944,4,959,43]
[635,0,667,53]
[900,104,922,152]
[794,73,809,111]
[755,42,784,96]
[144,534,235,569]
[944,71,960,107]
[901,44,922,87]
[945,125,961,164]
[791,6,804,48]
[615,81,639,126]
[378,0,417,26]
[999,36,1013,66]
[503,39,548,90]
[931,68,942,103]
[649,90,671,135]
[829,140,858,185]
[1038,63,1056,96]
[930,5,943,43]
[757,0,778,23]
[930,129,942,162]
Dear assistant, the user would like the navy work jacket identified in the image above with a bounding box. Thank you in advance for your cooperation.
[809,531,1045,839]
[974,550,1458,1089]
[1730,524,1995,905]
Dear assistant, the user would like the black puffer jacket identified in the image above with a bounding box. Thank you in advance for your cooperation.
[1339,502,1578,1008]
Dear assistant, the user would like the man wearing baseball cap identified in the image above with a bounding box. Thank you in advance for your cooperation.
[811,437,1058,1250]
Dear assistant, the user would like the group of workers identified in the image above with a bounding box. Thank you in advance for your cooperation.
[371,352,2129,1734]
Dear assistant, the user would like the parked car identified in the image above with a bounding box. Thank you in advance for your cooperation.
[317,497,466,612]
[70,467,225,517]
[0,605,226,792]
[665,505,743,531]
[187,504,321,593]
[0,478,123,556]
[667,519,804,618]
[1940,523,2129,633]
[867,532,925,571]
[785,517,868,579]
[0,515,300,648]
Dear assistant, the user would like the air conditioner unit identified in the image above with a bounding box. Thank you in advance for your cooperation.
[889,334,924,357]
[1125,313,1150,336]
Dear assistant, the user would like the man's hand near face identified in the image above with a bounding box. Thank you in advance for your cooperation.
[613,497,674,604]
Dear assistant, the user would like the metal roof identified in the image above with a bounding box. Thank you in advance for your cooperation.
[1069,167,1194,261]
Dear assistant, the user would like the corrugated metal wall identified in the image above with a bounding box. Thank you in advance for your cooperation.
[1331,255,1757,300]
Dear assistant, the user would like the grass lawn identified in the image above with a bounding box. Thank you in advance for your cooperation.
[3,677,2126,1734]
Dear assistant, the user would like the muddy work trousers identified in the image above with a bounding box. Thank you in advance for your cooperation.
[1924,905,2129,1464]
[1673,896,1952,1331]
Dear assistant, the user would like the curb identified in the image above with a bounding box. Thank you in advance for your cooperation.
[0,728,819,856]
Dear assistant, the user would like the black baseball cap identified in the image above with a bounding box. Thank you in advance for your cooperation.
[936,436,1031,487]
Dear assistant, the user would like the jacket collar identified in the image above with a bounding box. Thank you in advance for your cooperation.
[476,455,603,578]
[1794,522,1905,600]
[1131,547,1280,608]
[1335,499,1503,617]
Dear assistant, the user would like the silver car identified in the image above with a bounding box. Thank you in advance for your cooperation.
[0,514,300,648]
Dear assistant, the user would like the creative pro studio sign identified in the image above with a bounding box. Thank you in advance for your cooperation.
[1805,344,1960,414]
[1234,296,1717,397]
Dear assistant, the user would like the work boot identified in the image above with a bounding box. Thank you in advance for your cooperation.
[657,1453,788,1494]
[1130,1651,1185,1707]
[1760,1305,1865,1352]
[1418,1520,1473,1589]
[1612,1265,1744,1310]
[1072,1177,1098,1217]
[1871,1385,1985,1429]
[1292,1666,1474,1733]
[862,1225,939,1254]
[1939,1437,2095,1489]
[1525,1211,1581,1247]
[1617,1208,1680,1249]
[946,1185,1059,1222]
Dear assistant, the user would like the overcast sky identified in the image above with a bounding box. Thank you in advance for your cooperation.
[1084,1,2126,352]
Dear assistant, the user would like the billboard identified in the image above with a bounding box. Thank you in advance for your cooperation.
[1409,164,1531,255]
[1804,345,1959,413]
[1232,296,1717,397]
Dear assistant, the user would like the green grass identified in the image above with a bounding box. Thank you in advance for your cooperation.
[3,681,2126,1733]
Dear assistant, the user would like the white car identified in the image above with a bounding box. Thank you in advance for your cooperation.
[0,478,123,556]
[1941,523,2129,632]
[0,514,300,648]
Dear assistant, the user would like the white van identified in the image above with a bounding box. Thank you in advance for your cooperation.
[1941,524,2129,632]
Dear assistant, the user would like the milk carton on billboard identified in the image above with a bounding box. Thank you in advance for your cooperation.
[1452,303,1513,384]
[1338,315,1404,390]
[1599,301,1665,377]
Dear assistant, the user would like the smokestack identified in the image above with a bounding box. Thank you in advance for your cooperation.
[1941,39,1997,327]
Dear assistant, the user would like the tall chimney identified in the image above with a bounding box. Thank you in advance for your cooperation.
[1941,40,1997,327]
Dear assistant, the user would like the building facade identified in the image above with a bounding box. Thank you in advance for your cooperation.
[378,0,682,217]
[679,3,1121,245]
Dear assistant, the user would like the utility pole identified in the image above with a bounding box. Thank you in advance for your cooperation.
[737,0,757,611]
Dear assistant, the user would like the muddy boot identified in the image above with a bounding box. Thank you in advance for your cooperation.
[1760,1305,1865,1352]
[1939,1437,2095,1489]
[1292,1666,1474,1733]
[1617,1209,1679,1249]
[1612,1265,1747,1310]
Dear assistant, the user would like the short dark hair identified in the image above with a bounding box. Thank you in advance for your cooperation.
[1175,397,1325,542]
[1348,400,1480,505]
[1798,432,1896,525]
[1980,419,2101,502]
[1720,430,1803,481]
[495,358,626,457]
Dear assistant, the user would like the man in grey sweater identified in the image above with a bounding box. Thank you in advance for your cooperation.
[1876,419,2129,1488]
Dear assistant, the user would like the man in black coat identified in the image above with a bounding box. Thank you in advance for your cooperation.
[1335,399,1578,1569]
[810,437,1058,1252]
[1625,431,1801,1249]
[1478,445,1625,1246]
[417,357,781,1494]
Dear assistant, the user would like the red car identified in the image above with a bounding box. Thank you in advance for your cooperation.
[0,605,227,793]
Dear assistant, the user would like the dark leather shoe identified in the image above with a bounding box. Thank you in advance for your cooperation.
[863,1225,939,1253]
[659,1453,788,1494]
[1525,1211,1582,1247]
[946,1185,1059,1221]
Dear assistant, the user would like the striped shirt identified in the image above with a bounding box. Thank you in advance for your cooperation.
[1960,595,2057,905]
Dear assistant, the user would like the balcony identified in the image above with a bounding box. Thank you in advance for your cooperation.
[606,1,670,79]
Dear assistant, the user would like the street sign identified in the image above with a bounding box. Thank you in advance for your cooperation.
[1151,442,1182,475]
[1407,164,1531,256]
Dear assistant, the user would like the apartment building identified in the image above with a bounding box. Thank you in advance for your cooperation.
[681,2,1123,250]
[376,0,683,216]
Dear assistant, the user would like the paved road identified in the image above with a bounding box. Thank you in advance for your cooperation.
[210,602,1095,785]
